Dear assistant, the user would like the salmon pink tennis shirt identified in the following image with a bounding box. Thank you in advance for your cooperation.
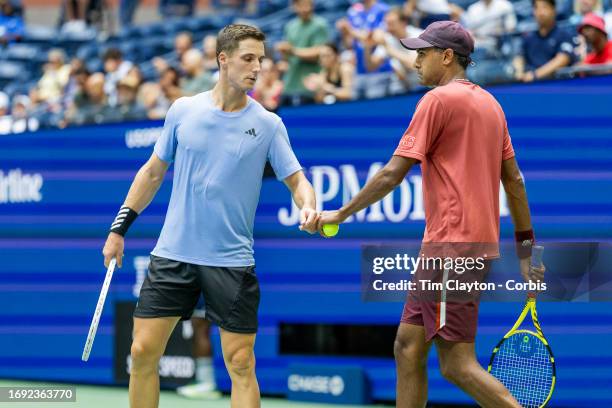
[394,80,515,257]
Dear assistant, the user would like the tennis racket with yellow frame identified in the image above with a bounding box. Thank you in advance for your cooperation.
[488,245,555,408]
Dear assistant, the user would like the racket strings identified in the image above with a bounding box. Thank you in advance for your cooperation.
[490,332,554,408]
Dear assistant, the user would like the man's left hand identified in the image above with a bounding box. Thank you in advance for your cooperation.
[299,207,319,234]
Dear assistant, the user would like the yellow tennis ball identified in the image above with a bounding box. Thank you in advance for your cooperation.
[322,224,339,237]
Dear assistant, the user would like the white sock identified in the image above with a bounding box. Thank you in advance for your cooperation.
[196,357,216,387]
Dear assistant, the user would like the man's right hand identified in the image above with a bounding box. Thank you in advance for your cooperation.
[520,257,545,284]
[102,232,124,268]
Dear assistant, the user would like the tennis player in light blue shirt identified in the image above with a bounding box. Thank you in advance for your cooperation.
[102,24,319,408]
[152,90,302,266]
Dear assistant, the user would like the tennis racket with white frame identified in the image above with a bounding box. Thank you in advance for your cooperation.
[82,258,116,362]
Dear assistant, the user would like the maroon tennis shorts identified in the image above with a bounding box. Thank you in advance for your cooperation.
[400,261,492,342]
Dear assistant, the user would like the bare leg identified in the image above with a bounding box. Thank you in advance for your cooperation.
[129,316,180,408]
[394,323,432,408]
[435,337,521,408]
[220,329,259,408]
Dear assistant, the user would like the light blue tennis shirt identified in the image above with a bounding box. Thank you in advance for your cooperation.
[151,91,302,266]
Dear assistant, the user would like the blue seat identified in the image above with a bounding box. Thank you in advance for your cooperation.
[137,23,165,38]
[119,41,142,62]
[22,26,57,45]
[118,25,141,41]
[0,61,27,89]
[185,17,217,32]
[4,43,40,61]
[86,58,103,74]
[76,43,99,61]
[163,18,190,36]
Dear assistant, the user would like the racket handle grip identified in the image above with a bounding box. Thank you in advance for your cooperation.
[531,245,544,267]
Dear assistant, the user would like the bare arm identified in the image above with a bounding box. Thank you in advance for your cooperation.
[123,153,169,212]
[319,156,417,227]
[292,45,325,63]
[364,43,386,72]
[102,153,169,267]
[502,157,544,282]
[335,63,354,100]
[534,53,571,79]
[513,55,525,78]
[501,157,532,231]
[283,170,319,233]
[320,63,354,101]
[386,46,417,72]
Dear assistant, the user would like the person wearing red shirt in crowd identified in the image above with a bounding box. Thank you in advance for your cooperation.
[579,13,612,64]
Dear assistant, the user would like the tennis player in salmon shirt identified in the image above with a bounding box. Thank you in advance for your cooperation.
[318,21,541,407]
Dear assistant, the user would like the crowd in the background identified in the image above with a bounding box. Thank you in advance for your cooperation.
[1,0,612,133]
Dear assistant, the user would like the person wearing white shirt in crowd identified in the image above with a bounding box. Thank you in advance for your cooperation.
[103,48,134,107]
[0,95,39,135]
[366,7,423,93]
[458,0,517,52]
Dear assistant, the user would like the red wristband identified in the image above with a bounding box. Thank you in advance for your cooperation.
[515,229,535,259]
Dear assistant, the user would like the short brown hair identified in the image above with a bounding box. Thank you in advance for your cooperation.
[216,24,266,67]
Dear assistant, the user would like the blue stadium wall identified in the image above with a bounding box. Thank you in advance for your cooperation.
[1,75,611,407]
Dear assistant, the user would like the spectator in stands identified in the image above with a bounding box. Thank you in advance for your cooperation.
[251,58,283,112]
[607,14,612,41]
[65,72,109,125]
[35,49,71,107]
[62,64,90,110]
[365,7,422,93]
[579,13,612,63]
[123,65,143,88]
[112,76,147,121]
[0,0,24,45]
[3,95,39,134]
[303,42,354,103]
[0,92,7,117]
[102,48,133,107]
[455,0,517,53]
[180,49,215,96]
[569,0,603,24]
[513,0,578,81]
[1,94,41,134]
[403,0,451,28]
[275,0,329,106]
[0,91,11,134]
[140,67,182,119]
[202,34,219,73]
[337,0,392,99]
[153,31,193,75]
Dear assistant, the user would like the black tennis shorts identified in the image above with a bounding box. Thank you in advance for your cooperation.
[134,255,260,333]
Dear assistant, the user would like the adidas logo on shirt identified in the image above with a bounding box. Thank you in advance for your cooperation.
[245,128,257,137]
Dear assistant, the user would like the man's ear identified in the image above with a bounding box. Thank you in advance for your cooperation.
[443,49,454,66]
[218,51,228,67]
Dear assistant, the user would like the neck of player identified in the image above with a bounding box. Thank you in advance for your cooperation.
[437,68,468,87]
[211,81,248,112]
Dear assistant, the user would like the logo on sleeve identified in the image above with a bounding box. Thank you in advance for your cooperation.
[245,128,257,137]
[402,136,416,148]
